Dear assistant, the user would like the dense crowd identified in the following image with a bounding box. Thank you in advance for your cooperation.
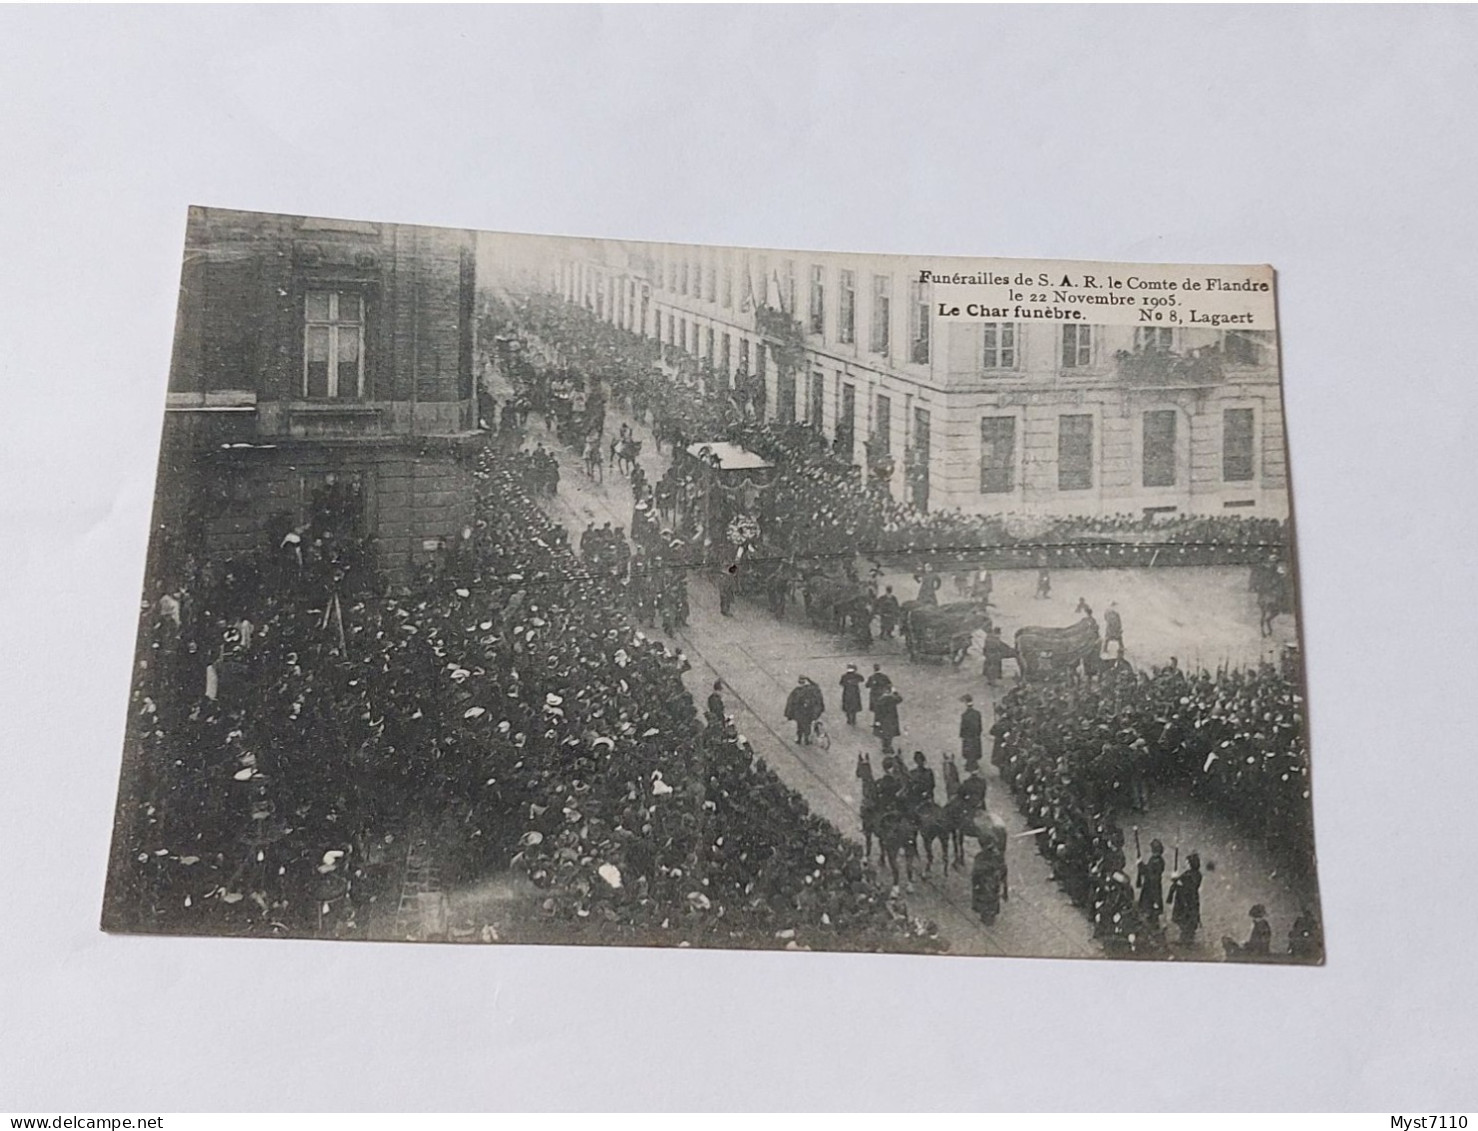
[991,658,1317,957]
[488,294,1292,573]
[110,438,938,951]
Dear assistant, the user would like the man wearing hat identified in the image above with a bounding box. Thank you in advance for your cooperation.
[1167,851,1203,945]
[1223,904,1272,960]
[839,664,864,727]
[706,681,726,730]
[908,751,937,808]
[956,763,987,814]
[959,694,984,771]
[1136,838,1166,923]
[1104,601,1125,659]
[783,676,825,745]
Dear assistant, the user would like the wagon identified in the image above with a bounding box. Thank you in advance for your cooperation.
[903,600,993,664]
[1013,617,1102,681]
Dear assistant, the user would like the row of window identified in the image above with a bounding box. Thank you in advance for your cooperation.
[656,254,927,363]
[979,408,1258,493]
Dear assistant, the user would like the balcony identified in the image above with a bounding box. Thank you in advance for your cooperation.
[1114,348,1224,387]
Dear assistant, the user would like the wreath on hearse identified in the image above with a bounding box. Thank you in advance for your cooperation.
[727,514,760,547]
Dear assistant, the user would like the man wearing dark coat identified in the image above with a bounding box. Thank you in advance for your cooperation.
[959,695,984,771]
[873,687,903,755]
[839,664,865,726]
[706,681,726,728]
[865,665,893,717]
[1167,851,1203,945]
[1223,904,1273,960]
[1136,838,1166,922]
[956,765,987,814]
[1104,602,1124,658]
[981,626,1014,686]
[907,752,936,808]
[875,586,901,638]
[784,676,825,744]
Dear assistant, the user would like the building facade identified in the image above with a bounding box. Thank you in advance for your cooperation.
[512,237,1288,519]
[156,207,481,585]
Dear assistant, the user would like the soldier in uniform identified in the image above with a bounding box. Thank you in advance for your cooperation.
[907,751,937,808]
[1167,851,1203,945]
[1136,837,1166,923]
[956,764,988,814]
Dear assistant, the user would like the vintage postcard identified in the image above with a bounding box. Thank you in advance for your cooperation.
[103,207,1319,963]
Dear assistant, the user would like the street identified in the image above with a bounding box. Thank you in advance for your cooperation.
[486,390,1311,960]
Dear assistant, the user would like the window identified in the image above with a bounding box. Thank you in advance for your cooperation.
[681,261,689,296]
[913,406,931,460]
[679,317,688,353]
[782,260,796,313]
[303,291,364,399]
[723,265,733,308]
[874,393,892,455]
[1062,324,1093,368]
[738,338,750,375]
[720,332,731,376]
[705,326,714,368]
[1136,326,1174,352]
[1142,410,1178,488]
[837,384,857,455]
[983,322,1017,369]
[810,371,825,425]
[777,370,796,425]
[980,417,1016,493]
[1223,408,1256,481]
[910,280,930,363]
[1058,414,1094,490]
[666,313,675,344]
[871,274,891,354]
[1224,329,1272,366]
[839,269,856,344]
[705,266,716,303]
[809,266,825,335]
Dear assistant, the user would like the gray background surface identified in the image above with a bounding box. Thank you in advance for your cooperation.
[1,5,1474,1111]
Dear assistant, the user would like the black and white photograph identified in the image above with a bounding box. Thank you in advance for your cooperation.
[9,4,1478,1114]
[102,210,1318,964]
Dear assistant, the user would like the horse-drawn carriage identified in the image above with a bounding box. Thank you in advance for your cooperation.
[802,569,872,635]
[902,600,992,664]
[1013,616,1103,681]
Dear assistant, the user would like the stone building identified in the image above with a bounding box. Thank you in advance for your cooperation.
[155,207,480,586]
[495,234,1288,519]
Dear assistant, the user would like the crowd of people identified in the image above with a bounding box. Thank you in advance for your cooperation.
[489,293,1292,580]
[111,432,940,951]
[990,658,1319,959]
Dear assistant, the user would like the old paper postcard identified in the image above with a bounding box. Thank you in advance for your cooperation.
[103,207,1319,963]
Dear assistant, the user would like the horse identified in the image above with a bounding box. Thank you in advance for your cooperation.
[583,437,604,484]
[615,437,644,477]
[876,808,919,889]
[914,801,958,874]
